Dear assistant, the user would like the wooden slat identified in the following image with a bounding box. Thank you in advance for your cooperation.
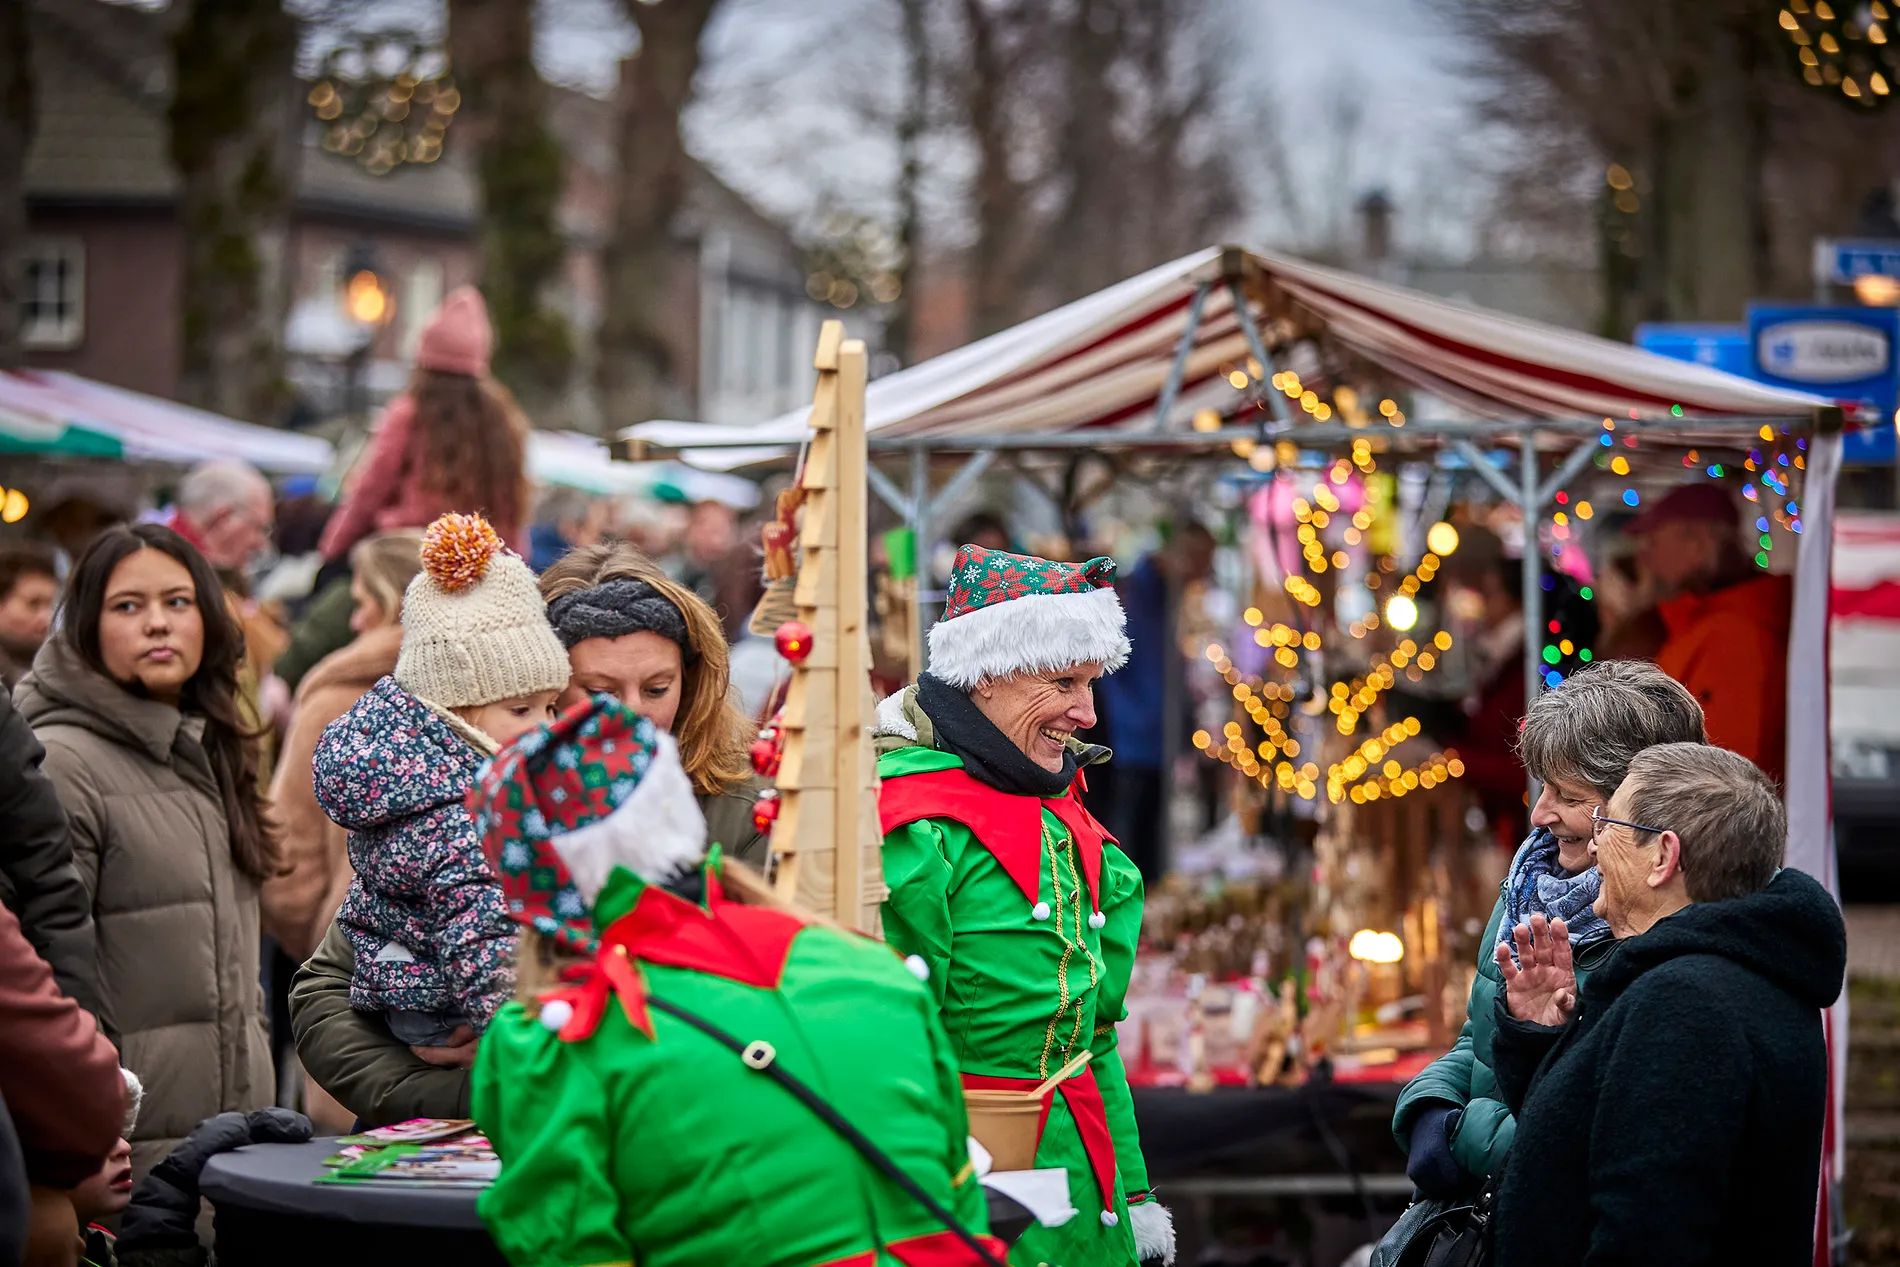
[812,318,845,372]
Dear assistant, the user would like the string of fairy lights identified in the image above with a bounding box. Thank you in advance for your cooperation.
[1190,356,1810,806]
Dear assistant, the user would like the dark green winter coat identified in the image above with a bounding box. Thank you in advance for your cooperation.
[1391,885,1614,1181]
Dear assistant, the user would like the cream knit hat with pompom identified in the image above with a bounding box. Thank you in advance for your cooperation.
[396,512,571,708]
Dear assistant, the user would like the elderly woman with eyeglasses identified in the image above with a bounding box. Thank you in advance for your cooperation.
[1389,661,1707,1201]
[1489,744,1845,1267]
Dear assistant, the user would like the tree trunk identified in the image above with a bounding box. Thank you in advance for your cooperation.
[448,0,571,406]
[594,0,721,433]
[1657,19,1764,322]
[1044,0,1124,307]
[168,0,297,423]
[884,0,930,368]
[960,0,1034,338]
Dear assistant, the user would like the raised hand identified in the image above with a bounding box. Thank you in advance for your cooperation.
[1494,913,1578,1026]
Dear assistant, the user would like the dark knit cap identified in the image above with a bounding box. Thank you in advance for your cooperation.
[544,579,694,660]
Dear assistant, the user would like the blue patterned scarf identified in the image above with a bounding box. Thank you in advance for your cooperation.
[1498,827,1614,953]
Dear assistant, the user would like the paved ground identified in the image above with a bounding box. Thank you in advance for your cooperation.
[1850,907,1900,979]
[1848,908,1900,1264]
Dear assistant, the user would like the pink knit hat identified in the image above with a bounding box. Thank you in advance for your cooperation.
[416,285,493,377]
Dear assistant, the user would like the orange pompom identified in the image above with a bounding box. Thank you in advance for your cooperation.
[421,512,502,592]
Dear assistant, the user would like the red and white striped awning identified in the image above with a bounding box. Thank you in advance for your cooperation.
[623,245,1829,459]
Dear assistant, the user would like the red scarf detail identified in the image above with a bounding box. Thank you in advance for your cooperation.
[877,766,1114,909]
[538,875,810,1043]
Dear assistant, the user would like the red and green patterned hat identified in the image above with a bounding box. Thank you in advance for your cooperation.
[469,694,707,952]
[927,544,1130,689]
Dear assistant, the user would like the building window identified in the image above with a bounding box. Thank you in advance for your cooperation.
[22,239,84,350]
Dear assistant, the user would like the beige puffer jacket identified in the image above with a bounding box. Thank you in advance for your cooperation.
[15,638,272,1181]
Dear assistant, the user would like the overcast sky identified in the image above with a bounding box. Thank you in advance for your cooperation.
[527,0,1495,258]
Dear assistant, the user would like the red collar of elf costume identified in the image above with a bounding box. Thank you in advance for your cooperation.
[535,860,812,1044]
[878,765,1114,921]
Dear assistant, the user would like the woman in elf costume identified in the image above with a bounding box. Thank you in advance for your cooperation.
[875,545,1172,1267]
[468,695,1007,1267]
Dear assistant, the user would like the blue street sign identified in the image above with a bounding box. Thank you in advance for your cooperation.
[1748,303,1897,464]
[1815,238,1900,286]
[1634,324,1752,378]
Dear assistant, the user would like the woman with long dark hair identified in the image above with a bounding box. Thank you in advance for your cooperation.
[17,523,280,1180]
[318,286,529,562]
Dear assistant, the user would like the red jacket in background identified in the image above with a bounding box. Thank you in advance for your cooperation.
[0,902,121,1187]
[319,393,527,563]
[1655,572,1793,788]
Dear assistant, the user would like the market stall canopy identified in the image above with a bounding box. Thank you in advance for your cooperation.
[527,430,761,508]
[621,245,1831,465]
[0,370,333,473]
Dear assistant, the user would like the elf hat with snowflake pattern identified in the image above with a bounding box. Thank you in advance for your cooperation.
[469,694,707,952]
[926,543,1131,690]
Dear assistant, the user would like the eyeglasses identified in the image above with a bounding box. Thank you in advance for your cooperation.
[1590,806,1667,844]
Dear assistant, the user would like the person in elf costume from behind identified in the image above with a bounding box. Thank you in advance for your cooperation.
[468,694,1009,1267]
[875,545,1172,1267]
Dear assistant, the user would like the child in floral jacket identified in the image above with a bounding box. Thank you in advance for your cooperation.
[313,512,571,1045]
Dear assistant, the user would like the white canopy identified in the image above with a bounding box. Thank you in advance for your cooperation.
[624,245,1829,462]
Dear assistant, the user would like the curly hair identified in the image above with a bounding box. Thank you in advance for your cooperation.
[60,524,282,881]
[537,543,753,798]
[407,368,529,536]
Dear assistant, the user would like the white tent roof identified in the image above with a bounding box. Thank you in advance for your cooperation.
[624,245,1830,462]
[0,370,334,473]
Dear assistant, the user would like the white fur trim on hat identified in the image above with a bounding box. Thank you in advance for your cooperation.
[546,731,707,903]
[926,586,1130,689]
[1130,1200,1175,1265]
[119,1067,143,1136]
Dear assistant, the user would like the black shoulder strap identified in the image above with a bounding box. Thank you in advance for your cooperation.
[645,994,1008,1267]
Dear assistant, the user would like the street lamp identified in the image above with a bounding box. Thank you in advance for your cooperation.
[342,246,391,423]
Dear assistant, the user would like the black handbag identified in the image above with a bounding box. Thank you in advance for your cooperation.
[1389,1171,1498,1267]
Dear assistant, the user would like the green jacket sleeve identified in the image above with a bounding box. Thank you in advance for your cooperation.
[1393,891,1507,1149]
[880,819,957,1009]
[288,920,471,1125]
[474,1005,632,1267]
[920,977,988,1233]
[1092,843,1152,1201]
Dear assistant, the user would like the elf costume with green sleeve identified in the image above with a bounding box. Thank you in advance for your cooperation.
[875,546,1173,1267]
[467,696,1007,1267]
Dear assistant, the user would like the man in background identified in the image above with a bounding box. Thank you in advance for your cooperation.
[527,486,608,573]
[1093,521,1215,881]
[1627,484,1791,786]
[166,459,275,574]
[0,546,57,690]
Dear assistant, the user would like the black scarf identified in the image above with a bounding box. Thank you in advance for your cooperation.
[914,672,1076,798]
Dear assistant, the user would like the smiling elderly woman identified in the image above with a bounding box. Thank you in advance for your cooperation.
[1390,660,1706,1203]
[874,545,1170,1267]
[1489,744,1846,1267]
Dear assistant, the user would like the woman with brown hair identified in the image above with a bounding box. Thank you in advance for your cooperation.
[262,530,426,962]
[17,523,279,1180]
[538,543,765,857]
[317,286,529,561]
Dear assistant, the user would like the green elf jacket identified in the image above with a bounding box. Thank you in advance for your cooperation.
[471,856,1003,1267]
[1390,886,1614,1181]
[877,732,1154,1267]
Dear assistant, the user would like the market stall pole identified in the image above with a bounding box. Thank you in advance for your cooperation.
[769,320,887,933]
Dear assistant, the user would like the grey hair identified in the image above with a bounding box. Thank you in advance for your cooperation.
[1622,743,1784,902]
[535,484,597,528]
[175,459,269,516]
[1515,660,1707,796]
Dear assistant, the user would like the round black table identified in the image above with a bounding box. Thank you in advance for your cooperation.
[201,1138,1036,1265]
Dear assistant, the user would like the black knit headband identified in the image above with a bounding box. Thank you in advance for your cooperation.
[545,579,694,660]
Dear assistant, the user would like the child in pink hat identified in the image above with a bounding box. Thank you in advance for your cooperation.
[320,285,532,563]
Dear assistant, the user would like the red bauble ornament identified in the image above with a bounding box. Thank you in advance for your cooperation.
[752,791,781,833]
[749,737,781,778]
[774,620,815,663]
